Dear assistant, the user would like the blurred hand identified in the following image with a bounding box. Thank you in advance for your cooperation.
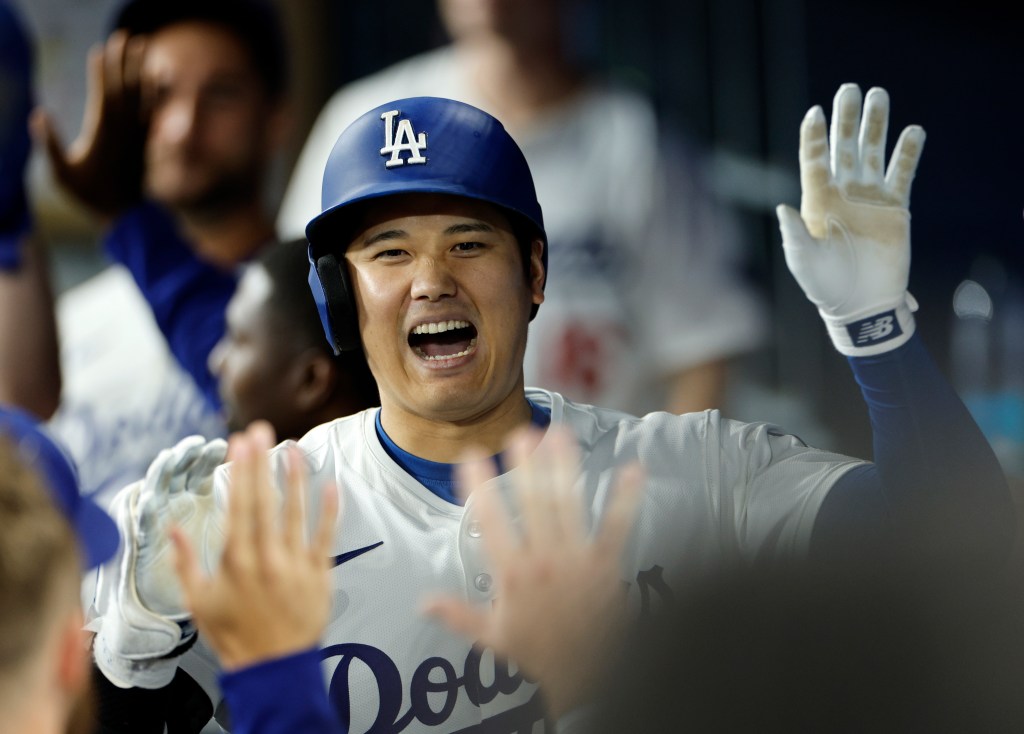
[171,421,340,672]
[31,30,148,221]
[423,424,644,719]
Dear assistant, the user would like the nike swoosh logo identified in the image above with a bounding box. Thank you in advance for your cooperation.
[331,540,384,568]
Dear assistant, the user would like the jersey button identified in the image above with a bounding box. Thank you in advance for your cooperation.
[467,521,482,538]
[474,573,492,592]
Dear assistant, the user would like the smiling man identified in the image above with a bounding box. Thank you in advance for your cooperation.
[91,89,1014,733]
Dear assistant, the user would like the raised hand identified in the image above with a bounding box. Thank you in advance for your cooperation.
[776,83,926,356]
[423,424,644,719]
[31,30,148,221]
[92,434,227,689]
[172,421,340,672]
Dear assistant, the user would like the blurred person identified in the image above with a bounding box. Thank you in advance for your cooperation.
[0,0,60,419]
[83,85,1014,732]
[0,405,119,734]
[20,0,291,503]
[278,0,765,415]
[208,238,379,438]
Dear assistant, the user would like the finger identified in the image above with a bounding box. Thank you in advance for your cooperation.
[829,83,862,186]
[190,439,228,498]
[547,425,586,545]
[103,31,130,101]
[282,444,308,551]
[170,524,205,609]
[593,463,645,561]
[776,203,814,251]
[311,482,341,561]
[70,44,106,154]
[507,427,555,547]
[420,596,490,644]
[884,125,926,207]
[858,86,890,185]
[167,438,205,496]
[471,483,519,570]
[797,106,830,227]
[122,34,146,96]
[247,422,279,558]
[225,433,257,555]
[454,446,496,504]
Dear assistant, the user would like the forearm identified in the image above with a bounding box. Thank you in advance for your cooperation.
[220,648,341,734]
[811,333,1014,567]
[0,235,61,418]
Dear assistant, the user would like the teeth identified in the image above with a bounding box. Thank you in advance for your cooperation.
[412,320,470,335]
[414,338,478,361]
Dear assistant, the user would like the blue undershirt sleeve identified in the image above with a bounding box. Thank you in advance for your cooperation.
[103,202,236,410]
[220,647,341,734]
[810,333,1014,567]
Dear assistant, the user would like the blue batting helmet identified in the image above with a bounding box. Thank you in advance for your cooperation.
[305,96,547,354]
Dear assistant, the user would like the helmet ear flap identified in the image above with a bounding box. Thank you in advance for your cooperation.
[307,251,360,354]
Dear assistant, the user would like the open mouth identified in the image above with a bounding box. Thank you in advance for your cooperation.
[408,319,478,361]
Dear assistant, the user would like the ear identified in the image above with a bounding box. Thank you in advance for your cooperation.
[529,238,546,306]
[290,349,338,413]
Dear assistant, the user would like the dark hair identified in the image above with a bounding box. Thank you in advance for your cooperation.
[256,239,379,407]
[113,0,288,100]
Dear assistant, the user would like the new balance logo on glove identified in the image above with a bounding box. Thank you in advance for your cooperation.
[846,310,902,347]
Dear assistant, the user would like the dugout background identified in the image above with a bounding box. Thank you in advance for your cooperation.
[13,0,1024,482]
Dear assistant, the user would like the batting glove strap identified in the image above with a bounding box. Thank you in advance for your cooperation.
[93,621,195,690]
[820,292,918,357]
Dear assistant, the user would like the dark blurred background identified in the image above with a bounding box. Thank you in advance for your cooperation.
[15,0,1024,474]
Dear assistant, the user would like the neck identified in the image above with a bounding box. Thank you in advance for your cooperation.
[176,200,275,268]
[455,36,583,132]
[379,388,533,463]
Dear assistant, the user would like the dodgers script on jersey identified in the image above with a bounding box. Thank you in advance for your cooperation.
[183,388,863,733]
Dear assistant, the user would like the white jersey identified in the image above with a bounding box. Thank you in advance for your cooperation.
[278,46,766,414]
[185,388,862,733]
[48,266,226,508]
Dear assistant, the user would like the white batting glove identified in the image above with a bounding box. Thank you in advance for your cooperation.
[93,436,228,689]
[777,83,926,356]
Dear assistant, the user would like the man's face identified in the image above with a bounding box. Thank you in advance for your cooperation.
[345,194,545,425]
[208,265,303,435]
[140,21,276,215]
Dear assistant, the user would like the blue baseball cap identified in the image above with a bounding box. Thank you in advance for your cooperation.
[0,406,119,569]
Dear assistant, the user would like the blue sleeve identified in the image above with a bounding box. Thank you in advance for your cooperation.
[810,333,1014,567]
[103,202,236,410]
[220,648,341,734]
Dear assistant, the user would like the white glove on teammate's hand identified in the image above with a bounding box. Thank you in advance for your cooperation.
[776,83,926,356]
[93,435,228,689]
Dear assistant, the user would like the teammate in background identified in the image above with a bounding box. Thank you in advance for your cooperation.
[209,238,379,438]
[0,405,119,734]
[91,86,1012,732]
[10,0,291,504]
[279,0,764,415]
[0,0,61,420]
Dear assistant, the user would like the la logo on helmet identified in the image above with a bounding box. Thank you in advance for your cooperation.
[380,110,428,168]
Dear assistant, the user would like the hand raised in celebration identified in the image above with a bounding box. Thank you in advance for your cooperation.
[776,83,926,356]
[32,30,148,221]
[171,421,340,672]
[424,424,644,719]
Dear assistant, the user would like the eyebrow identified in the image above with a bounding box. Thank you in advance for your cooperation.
[361,220,495,247]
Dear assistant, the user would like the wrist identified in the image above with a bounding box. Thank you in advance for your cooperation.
[819,293,918,357]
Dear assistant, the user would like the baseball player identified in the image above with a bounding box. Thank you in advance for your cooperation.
[91,85,1012,733]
